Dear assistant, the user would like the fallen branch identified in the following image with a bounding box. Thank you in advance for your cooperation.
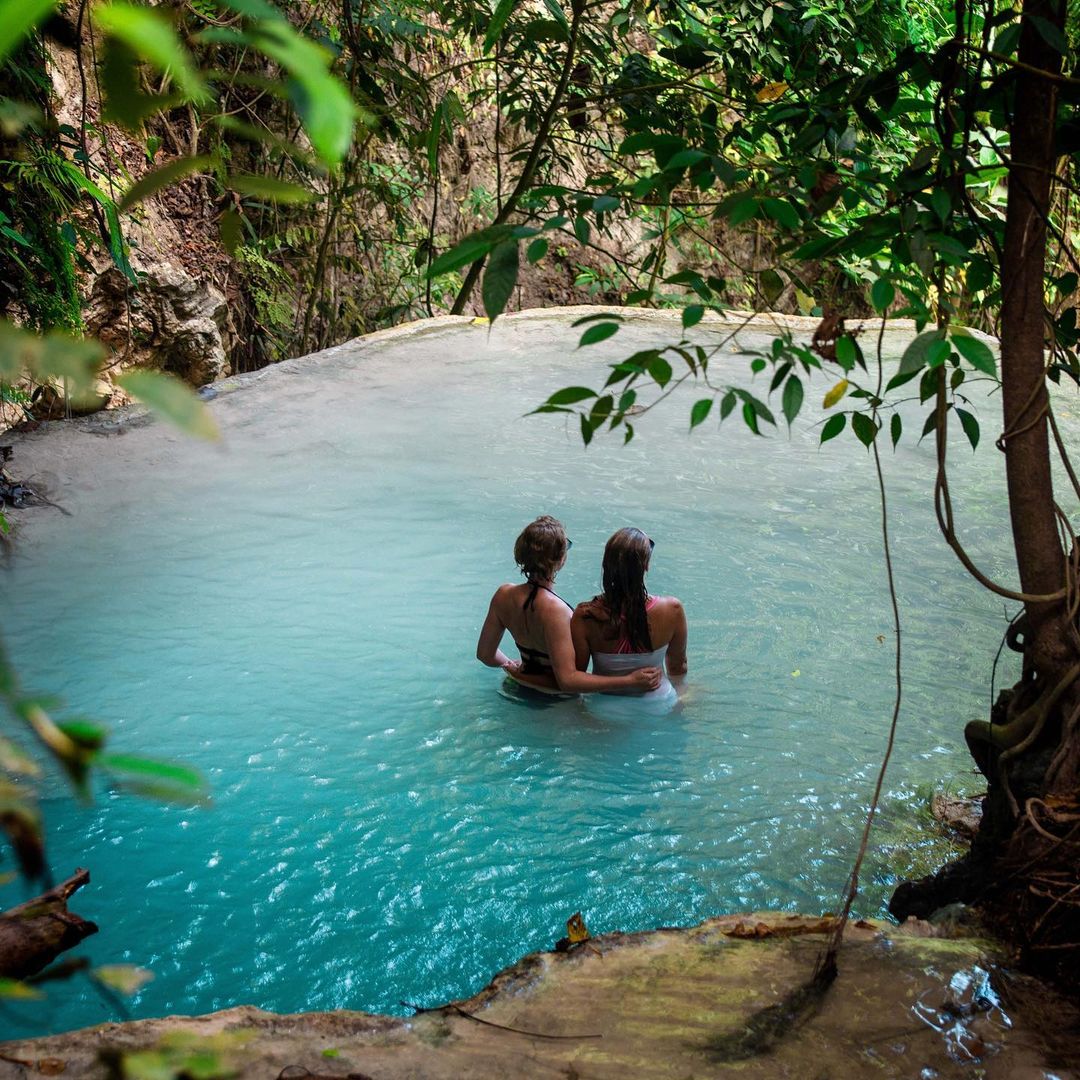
[0,867,98,979]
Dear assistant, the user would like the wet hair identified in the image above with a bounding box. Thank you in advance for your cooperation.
[593,527,653,652]
[514,515,569,581]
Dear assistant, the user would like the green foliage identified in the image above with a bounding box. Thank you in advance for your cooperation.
[0,0,56,66]
[235,243,296,356]
[116,370,220,441]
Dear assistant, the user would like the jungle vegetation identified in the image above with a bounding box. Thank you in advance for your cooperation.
[1,0,1080,1005]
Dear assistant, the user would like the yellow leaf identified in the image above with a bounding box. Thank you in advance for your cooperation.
[471,316,490,325]
[756,81,788,102]
[791,669,800,677]
[93,965,154,995]
[566,912,589,943]
[823,379,849,409]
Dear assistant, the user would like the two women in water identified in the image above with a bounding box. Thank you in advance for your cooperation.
[476,516,687,702]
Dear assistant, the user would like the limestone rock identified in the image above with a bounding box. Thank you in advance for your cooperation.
[30,377,114,419]
[84,264,231,387]
[2,914,1076,1079]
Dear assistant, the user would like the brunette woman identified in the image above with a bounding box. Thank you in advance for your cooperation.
[571,527,687,707]
[476,516,662,695]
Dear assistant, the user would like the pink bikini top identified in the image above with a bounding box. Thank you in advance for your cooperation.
[613,596,659,654]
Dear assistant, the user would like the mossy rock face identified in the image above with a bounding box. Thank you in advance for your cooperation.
[3,913,1076,1079]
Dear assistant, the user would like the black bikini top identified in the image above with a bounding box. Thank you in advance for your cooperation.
[515,583,572,674]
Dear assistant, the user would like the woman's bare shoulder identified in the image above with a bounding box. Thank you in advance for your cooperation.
[574,597,607,619]
[491,582,522,606]
[653,595,684,612]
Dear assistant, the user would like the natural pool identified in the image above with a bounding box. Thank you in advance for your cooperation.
[0,310,1041,1038]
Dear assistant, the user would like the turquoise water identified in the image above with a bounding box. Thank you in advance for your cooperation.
[0,315,1034,1038]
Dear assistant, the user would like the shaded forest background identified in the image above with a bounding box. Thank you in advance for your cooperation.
[2,0,954,415]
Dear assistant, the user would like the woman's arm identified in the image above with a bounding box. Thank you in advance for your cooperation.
[666,598,688,677]
[549,607,660,693]
[476,590,515,670]
[571,611,592,672]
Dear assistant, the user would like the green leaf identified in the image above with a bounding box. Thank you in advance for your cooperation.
[966,257,994,293]
[1029,14,1069,55]
[0,0,56,67]
[57,719,106,751]
[573,216,590,245]
[871,278,894,314]
[759,269,784,304]
[527,238,548,264]
[95,3,207,102]
[117,370,220,440]
[481,241,519,323]
[955,407,980,450]
[119,156,212,212]
[834,335,857,372]
[428,226,511,277]
[951,331,997,377]
[249,21,356,165]
[682,304,704,329]
[592,195,619,213]
[896,329,944,378]
[484,0,518,53]
[0,321,104,390]
[920,407,941,441]
[546,386,596,405]
[890,412,902,447]
[690,398,712,429]
[647,356,672,387]
[542,0,568,28]
[219,0,284,18]
[664,149,708,171]
[719,390,736,420]
[727,195,759,226]
[761,197,800,229]
[782,374,804,427]
[427,101,446,175]
[98,753,206,791]
[579,322,620,347]
[104,202,137,284]
[928,187,951,222]
[851,411,877,447]
[229,174,315,204]
[0,977,44,1000]
[927,339,951,368]
[820,413,846,444]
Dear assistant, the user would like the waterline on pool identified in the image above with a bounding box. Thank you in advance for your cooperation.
[1,314,1026,1037]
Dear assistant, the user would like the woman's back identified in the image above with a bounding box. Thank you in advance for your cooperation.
[576,596,685,656]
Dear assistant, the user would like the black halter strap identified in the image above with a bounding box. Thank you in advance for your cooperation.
[522,581,570,612]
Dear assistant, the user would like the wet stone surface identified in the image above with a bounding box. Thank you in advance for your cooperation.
[1,915,1076,1079]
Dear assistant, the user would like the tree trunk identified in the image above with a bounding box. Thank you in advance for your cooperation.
[999,0,1069,677]
[893,0,1080,989]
